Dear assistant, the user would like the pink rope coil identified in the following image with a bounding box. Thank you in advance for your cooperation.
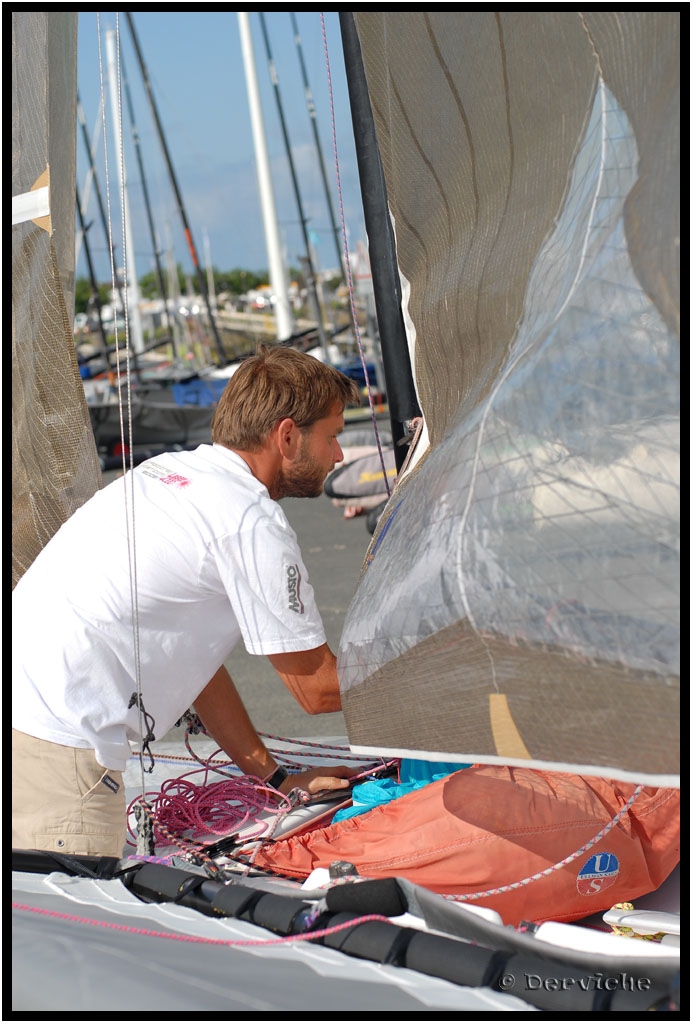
[127,723,397,855]
[126,771,291,848]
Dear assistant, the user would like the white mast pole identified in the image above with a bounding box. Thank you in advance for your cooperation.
[106,28,145,354]
[238,12,293,342]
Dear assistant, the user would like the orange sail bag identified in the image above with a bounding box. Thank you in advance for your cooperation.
[253,766,680,926]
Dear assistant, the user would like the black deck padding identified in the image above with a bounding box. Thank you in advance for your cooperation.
[12,849,121,878]
[403,930,501,988]
[241,892,314,934]
[320,912,405,962]
[126,862,203,900]
[325,877,407,917]
[208,884,264,918]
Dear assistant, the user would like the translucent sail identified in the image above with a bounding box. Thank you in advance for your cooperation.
[339,13,679,785]
[12,12,102,588]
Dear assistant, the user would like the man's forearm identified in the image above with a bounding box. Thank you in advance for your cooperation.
[192,662,355,797]
[192,665,277,779]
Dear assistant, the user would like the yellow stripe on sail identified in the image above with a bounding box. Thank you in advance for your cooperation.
[489,693,531,759]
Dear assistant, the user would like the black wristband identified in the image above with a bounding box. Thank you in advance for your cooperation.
[264,766,288,790]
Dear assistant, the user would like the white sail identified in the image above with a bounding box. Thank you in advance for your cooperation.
[338,13,680,787]
[12,12,102,588]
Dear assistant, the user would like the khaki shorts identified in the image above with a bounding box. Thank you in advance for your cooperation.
[12,729,127,857]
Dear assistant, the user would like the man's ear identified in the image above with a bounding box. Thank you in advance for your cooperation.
[275,417,300,458]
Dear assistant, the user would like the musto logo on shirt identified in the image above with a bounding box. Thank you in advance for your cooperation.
[287,564,304,614]
[576,852,620,896]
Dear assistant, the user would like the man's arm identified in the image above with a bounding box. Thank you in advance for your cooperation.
[192,662,353,795]
[193,664,277,780]
[267,642,342,714]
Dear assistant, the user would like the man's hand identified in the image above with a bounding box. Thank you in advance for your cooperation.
[275,764,357,797]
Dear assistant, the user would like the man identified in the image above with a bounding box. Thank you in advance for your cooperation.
[13,344,362,858]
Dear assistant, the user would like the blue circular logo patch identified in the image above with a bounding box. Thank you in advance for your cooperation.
[576,852,620,896]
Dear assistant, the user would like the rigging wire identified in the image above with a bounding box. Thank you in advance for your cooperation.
[258,12,328,353]
[95,16,152,827]
[120,53,177,349]
[291,12,347,285]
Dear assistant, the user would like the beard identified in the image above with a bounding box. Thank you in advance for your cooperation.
[273,448,330,499]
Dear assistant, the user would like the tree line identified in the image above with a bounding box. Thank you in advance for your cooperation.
[75,264,343,315]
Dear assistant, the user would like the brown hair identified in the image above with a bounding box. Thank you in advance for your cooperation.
[211,344,361,450]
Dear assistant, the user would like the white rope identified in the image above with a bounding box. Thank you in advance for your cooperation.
[447,784,643,903]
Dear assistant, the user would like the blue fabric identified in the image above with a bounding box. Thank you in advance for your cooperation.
[332,758,472,823]
[400,757,471,784]
[171,378,227,406]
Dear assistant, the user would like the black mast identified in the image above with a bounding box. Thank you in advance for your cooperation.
[76,94,127,323]
[339,14,421,468]
[75,183,113,376]
[125,12,227,367]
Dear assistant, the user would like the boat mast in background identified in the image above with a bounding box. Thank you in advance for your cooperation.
[124,12,228,366]
[258,12,328,354]
[75,181,114,377]
[105,28,145,356]
[120,49,178,356]
[238,11,294,343]
[75,94,128,330]
[291,11,347,287]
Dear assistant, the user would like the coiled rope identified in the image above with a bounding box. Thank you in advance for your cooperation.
[126,723,394,861]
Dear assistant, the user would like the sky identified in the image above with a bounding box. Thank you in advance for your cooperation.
[75,12,367,287]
